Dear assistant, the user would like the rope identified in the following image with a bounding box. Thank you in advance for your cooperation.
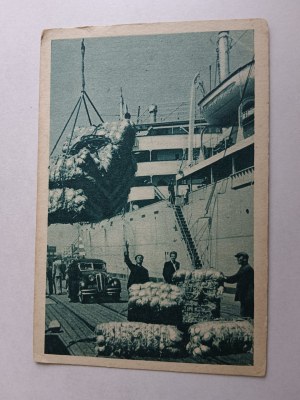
[84,91,104,123]
[240,59,254,102]
[81,39,85,92]
[66,96,83,156]
[50,96,81,157]
[50,39,104,157]
[229,31,248,50]
[83,95,92,125]
[160,102,185,122]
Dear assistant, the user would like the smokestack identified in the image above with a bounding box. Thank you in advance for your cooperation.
[148,104,158,123]
[217,31,230,83]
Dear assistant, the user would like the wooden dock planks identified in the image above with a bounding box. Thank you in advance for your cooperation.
[45,294,253,365]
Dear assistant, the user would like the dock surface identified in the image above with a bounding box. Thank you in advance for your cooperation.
[45,278,252,365]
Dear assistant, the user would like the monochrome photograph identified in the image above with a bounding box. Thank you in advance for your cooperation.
[34,19,269,376]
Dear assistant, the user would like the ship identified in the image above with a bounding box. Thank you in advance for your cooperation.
[51,30,255,280]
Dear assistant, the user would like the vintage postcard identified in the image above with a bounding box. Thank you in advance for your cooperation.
[34,19,269,376]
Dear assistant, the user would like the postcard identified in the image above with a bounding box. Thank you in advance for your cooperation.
[34,19,269,376]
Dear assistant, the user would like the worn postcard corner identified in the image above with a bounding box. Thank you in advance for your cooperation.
[34,19,269,376]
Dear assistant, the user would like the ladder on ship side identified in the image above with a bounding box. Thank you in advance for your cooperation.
[205,181,217,215]
[173,205,204,268]
[153,185,167,201]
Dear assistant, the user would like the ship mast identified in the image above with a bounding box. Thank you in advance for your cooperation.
[188,72,200,165]
[119,87,124,119]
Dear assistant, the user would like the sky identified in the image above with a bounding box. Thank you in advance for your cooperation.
[48,29,254,251]
[50,30,254,155]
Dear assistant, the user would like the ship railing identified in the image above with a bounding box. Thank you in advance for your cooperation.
[230,166,254,178]
[231,166,254,189]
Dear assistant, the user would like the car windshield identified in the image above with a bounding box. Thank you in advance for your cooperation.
[94,263,105,271]
[78,263,94,271]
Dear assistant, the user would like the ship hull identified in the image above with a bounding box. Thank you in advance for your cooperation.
[77,165,254,278]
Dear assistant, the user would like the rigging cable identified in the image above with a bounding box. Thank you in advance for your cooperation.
[229,30,249,50]
[160,102,185,122]
[50,38,104,158]
[66,96,83,156]
[240,58,254,102]
[50,97,82,157]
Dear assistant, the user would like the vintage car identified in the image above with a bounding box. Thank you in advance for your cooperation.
[75,258,121,303]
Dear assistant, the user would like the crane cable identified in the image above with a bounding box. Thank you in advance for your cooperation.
[50,39,104,158]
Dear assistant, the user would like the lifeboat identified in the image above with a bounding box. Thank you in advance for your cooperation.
[198,61,255,126]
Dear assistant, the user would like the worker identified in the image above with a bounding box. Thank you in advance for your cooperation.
[52,256,64,295]
[46,259,54,295]
[223,252,254,319]
[124,250,149,289]
[184,188,190,205]
[168,179,175,204]
[67,259,80,302]
[163,251,180,283]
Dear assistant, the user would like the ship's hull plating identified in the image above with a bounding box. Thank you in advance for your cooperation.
[79,168,254,278]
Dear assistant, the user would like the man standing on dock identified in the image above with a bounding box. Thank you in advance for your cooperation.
[124,250,149,289]
[163,251,180,283]
[67,259,80,302]
[223,252,254,319]
[46,259,54,295]
[52,255,64,295]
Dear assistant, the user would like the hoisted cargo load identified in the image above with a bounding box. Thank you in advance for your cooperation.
[48,120,137,225]
[48,39,137,225]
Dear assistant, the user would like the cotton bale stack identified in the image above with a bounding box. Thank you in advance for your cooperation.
[172,269,224,324]
[186,320,253,358]
[127,282,184,325]
[48,119,137,224]
[95,321,184,358]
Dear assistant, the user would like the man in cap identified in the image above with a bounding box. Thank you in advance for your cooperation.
[223,252,254,318]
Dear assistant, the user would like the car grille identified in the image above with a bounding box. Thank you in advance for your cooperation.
[96,273,105,292]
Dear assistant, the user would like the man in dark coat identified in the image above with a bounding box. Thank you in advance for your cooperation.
[67,259,80,302]
[168,180,175,204]
[163,251,180,284]
[124,252,150,289]
[46,259,54,295]
[224,252,254,318]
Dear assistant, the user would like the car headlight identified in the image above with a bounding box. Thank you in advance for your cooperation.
[80,281,85,288]
[88,274,95,282]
